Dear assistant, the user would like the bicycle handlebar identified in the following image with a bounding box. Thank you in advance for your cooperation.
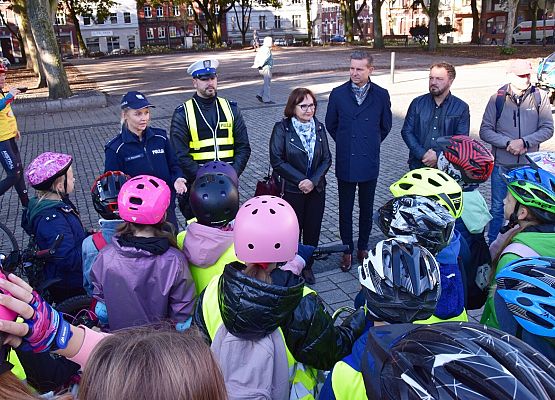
[313,244,349,257]
[31,234,64,259]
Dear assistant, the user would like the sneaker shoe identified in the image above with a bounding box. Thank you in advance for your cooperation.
[357,249,368,265]
[263,101,276,104]
[256,95,263,102]
[340,253,352,272]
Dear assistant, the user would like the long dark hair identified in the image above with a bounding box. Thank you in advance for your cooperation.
[116,220,178,248]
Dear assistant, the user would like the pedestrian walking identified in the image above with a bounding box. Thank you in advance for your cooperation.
[253,37,274,104]
[325,50,392,272]
[170,58,251,219]
[269,87,332,284]
[104,91,187,231]
[401,62,470,170]
[252,29,259,51]
[479,59,554,244]
[0,64,28,208]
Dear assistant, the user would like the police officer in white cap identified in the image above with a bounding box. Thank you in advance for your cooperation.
[170,58,251,218]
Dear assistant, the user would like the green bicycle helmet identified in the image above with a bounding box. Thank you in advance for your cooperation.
[390,168,463,218]
[504,166,555,223]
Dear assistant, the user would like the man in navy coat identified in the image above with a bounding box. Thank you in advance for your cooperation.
[325,50,392,272]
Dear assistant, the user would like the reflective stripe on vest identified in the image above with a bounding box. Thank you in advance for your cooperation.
[331,360,366,400]
[0,95,18,141]
[184,97,234,161]
[177,228,238,295]
[202,275,317,400]
[413,308,469,324]
[9,348,26,381]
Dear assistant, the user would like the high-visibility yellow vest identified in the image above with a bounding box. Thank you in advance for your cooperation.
[0,93,18,141]
[177,228,238,295]
[202,274,318,400]
[183,97,234,162]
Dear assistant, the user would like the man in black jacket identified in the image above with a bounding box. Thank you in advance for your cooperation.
[170,58,251,218]
[401,62,470,170]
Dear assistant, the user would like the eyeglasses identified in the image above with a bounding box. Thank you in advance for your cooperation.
[298,104,315,111]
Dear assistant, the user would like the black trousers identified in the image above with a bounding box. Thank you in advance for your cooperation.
[283,189,326,247]
[338,179,377,253]
[0,138,28,206]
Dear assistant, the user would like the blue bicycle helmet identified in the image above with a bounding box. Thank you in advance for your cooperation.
[504,166,555,223]
[496,257,555,338]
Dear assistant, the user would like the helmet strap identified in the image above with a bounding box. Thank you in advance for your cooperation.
[500,203,521,234]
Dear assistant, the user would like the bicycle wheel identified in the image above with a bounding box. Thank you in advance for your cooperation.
[0,221,19,260]
[55,295,98,328]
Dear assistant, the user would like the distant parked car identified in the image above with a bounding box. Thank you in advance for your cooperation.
[274,38,288,46]
[330,35,346,43]
[312,38,323,45]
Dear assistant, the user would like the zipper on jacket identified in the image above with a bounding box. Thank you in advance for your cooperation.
[516,103,521,164]
[288,141,312,177]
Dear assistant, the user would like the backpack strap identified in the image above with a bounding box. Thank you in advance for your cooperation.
[531,85,542,114]
[92,231,108,251]
[495,84,509,125]
[501,242,540,258]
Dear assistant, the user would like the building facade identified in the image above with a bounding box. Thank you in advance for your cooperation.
[78,0,140,54]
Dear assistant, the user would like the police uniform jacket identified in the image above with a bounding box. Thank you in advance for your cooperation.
[104,125,183,187]
[170,94,251,182]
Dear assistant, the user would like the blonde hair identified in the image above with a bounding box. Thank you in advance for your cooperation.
[79,327,227,400]
[34,174,68,202]
[242,263,276,284]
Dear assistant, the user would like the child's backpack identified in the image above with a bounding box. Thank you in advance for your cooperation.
[460,233,492,310]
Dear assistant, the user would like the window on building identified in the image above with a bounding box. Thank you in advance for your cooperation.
[157,6,164,17]
[292,0,302,3]
[158,26,166,38]
[128,35,136,50]
[444,17,451,26]
[83,15,92,25]
[124,12,131,23]
[110,13,117,24]
[415,17,420,26]
[107,36,119,53]
[169,26,177,37]
[55,12,66,25]
[292,15,301,28]
[193,24,200,36]
[85,37,99,52]
[173,5,180,16]
[144,6,152,18]
[146,27,154,39]
[188,5,194,16]
[274,15,281,29]
[259,15,266,30]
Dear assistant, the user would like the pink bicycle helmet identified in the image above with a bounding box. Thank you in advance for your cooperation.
[25,152,73,190]
[234,196,299,264]
[118,175,170,225]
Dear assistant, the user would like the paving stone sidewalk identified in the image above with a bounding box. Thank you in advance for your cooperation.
[2,48,555,320]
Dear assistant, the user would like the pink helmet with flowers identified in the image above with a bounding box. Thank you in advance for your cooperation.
[234,195,299,264]
[25,152,73,190]
[118,175,170,225]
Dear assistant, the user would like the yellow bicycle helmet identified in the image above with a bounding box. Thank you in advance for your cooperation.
[390,168,463,218]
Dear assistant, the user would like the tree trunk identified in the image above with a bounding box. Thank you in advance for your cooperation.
[531,3,539,42]
[427,0,440,51]
[65,0,89,56]
[479,0,488,44]
[372,0,384,48]
[504,0,519,47]
[341,0,353,41]
[26,0,72,98]
[470,0,480,44]
[306,0,312,44]
[17,11,47,87]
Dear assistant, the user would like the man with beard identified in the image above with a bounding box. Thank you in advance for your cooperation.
[170,59,251,219]
[480,59,553,243]
[401,62,470,170]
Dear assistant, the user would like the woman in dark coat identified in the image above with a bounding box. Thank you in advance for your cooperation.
[269,88,332,284]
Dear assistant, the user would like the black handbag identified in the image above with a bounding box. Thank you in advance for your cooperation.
[255,166,284,197]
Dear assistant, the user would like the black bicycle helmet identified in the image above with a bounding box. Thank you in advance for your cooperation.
[374,195,455,255]
[91,171,130,220]
[189,173,239,227]
[358,238,440,323]
[363,322,555,400]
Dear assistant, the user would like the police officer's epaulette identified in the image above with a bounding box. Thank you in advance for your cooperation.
[228,100,238,107]
[104,135,122,148]
[175,103,186,112]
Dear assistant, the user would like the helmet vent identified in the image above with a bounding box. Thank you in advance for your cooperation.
[129,196,143,205]
[274,243,281,249]
[220,191,227,197]
[149,179,160,188]
[428,178,441,187]
[136,184,145,189]
[248,244,254,249]
[251,209,258,215]
[269,209,276,214]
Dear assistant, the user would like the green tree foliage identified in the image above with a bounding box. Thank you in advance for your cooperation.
[232,0,280,46]
[408,24,456,45]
